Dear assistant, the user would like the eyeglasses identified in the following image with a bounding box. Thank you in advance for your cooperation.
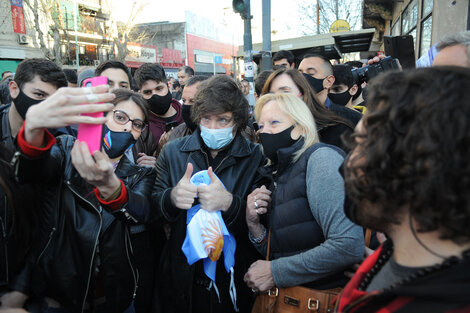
[112,110,146,132]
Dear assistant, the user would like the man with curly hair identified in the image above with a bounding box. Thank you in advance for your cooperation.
[336,66,470,312]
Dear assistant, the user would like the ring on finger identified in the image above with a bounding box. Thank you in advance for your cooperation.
[83,87,93,94]
[254,200,259,209]
[254,195,257,201]
[86,94,99,102]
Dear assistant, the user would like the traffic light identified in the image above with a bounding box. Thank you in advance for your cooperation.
[233,0,248,19]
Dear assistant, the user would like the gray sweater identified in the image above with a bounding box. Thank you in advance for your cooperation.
[252,147,364,287]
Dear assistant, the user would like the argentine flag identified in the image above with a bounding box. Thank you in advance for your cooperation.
[181,170,238,311]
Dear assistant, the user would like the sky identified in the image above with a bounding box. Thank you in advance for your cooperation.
[111,0,363,46]
[111,0,306,45]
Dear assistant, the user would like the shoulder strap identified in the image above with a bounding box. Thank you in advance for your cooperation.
[265,229,271,261]
[364,228,372,247]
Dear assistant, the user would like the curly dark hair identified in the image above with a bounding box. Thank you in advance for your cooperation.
[345,66,470,244]
[191,75,249,130]
[134,63,167,89]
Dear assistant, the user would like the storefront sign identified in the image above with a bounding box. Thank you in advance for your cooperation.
[10,0,26,34]
[125,43,157,64]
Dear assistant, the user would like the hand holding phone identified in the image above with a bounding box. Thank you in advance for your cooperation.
[77,76,109,154]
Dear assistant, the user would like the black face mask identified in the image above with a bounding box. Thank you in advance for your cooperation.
[14,89,43,119]
[182,104,197,132]
[102,125,136,159]
[328,89,352,106]
[147,91,172,115]
[259,126,298,164]
[302,73,325,93]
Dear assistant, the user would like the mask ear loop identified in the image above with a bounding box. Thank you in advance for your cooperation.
[408,207,447,260]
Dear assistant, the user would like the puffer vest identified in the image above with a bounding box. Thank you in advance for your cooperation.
[269,140,346,289]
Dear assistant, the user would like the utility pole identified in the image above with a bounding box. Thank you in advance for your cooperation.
[74,0,79,71]
[335,0,339,20]
[233,0,256,108]
[260,0,271,71]
[316,0,320,34]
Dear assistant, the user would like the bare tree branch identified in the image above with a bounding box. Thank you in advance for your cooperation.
[105,0,148,62]
[297,0,363,36]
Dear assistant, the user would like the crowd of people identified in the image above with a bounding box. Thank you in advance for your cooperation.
[0,30,469,313]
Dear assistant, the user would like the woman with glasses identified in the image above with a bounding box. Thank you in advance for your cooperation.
[11,87,155,313]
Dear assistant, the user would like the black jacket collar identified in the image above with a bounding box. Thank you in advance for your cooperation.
[275,138,305,175]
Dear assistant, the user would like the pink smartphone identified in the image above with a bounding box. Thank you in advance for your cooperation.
[77,76,109,154]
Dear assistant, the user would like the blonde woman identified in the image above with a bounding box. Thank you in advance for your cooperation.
[243,93,363,292]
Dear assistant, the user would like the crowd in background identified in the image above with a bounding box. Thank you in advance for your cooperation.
[0,30,469,313]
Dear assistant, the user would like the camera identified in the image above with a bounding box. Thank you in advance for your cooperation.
[351,56,400,84]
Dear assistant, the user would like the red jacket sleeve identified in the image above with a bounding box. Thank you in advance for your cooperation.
[17,123,57,158]
[94,179,128,211]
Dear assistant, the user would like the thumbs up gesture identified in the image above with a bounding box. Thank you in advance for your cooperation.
[170,163,198,210]
[198,167,233,212]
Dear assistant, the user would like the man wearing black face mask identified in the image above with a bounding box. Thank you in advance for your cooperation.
[329,64,366,114]
[158,75,208,152]
[133,63,183,158]
[0,58,67,152]
[299,54,362,126]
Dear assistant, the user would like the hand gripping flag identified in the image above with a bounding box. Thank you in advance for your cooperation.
[181,170,238,311]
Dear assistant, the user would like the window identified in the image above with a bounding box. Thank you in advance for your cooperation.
[420,16,432,57]
[391,18,401,36]
[402,0,418,34]
[419,0,433,57]
[423,0,433,16]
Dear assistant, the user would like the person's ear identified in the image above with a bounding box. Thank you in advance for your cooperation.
[323,75,335,89]
[9,80,19,99]
[349,84,358,96]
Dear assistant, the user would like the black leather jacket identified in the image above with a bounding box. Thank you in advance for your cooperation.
[153,130,265,313]
[12,135,155,313]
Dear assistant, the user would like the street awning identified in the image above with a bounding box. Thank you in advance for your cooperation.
[332,29,376,53]
[239,28,376,61]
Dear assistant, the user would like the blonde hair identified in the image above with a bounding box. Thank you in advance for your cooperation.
[255,93,319,162]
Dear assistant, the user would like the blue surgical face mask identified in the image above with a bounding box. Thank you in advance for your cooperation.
[200,125,234,150]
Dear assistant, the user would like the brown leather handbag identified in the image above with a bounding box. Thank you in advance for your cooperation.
[251,229,373,313]
[252,285,342,313]
[251,230,345,313]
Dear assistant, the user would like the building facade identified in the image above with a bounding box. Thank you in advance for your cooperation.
[133,12,238,78]
[0,0,44,73]
[0,0,113,74]
[363,0,470,59]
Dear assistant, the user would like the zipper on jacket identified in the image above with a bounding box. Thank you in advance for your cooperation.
[214,154,231,174]
[37,227,56,263]
[66,181,102,313]
[342,293,374,312]
[124,227,138,299]
[0,198,8,284]
[200,150,210,169]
